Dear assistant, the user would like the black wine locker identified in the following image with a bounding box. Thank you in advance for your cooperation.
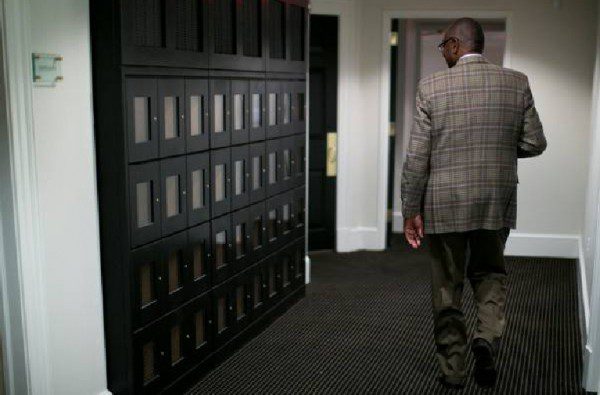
[90,0,309,393]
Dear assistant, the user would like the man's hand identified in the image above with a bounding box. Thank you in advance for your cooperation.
[404,214,424,249]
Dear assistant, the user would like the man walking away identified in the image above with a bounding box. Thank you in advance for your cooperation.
[400,17,547,389]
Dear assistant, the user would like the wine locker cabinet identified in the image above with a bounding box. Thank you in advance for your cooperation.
[91,0,308,393]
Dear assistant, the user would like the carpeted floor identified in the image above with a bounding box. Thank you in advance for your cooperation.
[186,235,584,394]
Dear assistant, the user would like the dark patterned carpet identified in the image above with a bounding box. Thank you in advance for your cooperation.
[186,235,584,394]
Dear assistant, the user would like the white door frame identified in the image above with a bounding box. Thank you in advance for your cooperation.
[309,0,358,253]
[379,10,513,249]
[0,0,51,393]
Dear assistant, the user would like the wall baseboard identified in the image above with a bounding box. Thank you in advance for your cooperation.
[337,227,382,252]
[340,229,583,257]
[578,237,593,375]
[504,232,579,258]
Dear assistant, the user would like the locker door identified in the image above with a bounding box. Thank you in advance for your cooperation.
[208,0,266,71]
[266,0,308,73]
[125,78,158,163]
[266,138,282,196]
[133,319,168,393]
[265,195,282,254]
[160,157,188,236]
[293,186,306,239]
[210,148,231,218]
[231,80,250,145]
[249,142,267,203]
[121,0,209,68]
[249,201,267,262]
[249,261,267,319]
[185,79,210,153]
[164,308,193,383]
[263,254,281,309]
[162,231,189,311]
[186,223,211,297]
[280,136,295,192]
[280,81,293,136]
[231,145,250,210]
[287,3,307,72]
[183,292,213,364]
[266,80,281,139]
[121,0,167,65]
[131,240,165,329]
[292,80,306,135]
[186,152,210,226]
[232,208,251,272]
[249,80,266,142]
[211,214,233,285]
[169,0,209,67]
[213,280,236,346]
[294,133,306,188]
[277,242,294,297]
[158,79,186,157]
[210,79,231,148]
[291,237,305,287]
[266,0,287,72]
[130,161,162,247]
[279,190,294,247]
[232,271,253,332]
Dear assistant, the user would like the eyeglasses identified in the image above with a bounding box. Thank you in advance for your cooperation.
[437,36,460,52]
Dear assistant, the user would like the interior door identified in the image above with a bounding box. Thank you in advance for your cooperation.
[308,15,338,250]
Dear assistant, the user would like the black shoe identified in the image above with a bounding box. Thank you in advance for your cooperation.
[437,375,465,390]
[472,338,497,387]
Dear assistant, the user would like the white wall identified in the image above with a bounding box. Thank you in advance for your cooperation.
[584,4,600,325]
[315,0,597,251]
[582,4,600,391]
[28,0,108,393]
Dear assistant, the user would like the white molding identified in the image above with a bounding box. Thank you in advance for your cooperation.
[311,0,358,254]
[304,255,311,285]
[584,119,600,391]
[578,237,591,338]
[337,227,381,252]
[504,233,579,258]
[585,202,600,390]
[578,236,592,383]
[1,0,51,393]
[379,10,514,252]
[378,11,392,252]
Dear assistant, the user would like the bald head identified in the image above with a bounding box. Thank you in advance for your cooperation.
[445,17,485,54]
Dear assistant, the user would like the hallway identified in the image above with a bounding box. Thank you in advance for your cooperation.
[186,236,583,394]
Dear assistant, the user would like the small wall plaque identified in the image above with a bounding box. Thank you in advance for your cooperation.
[32,53,63,87]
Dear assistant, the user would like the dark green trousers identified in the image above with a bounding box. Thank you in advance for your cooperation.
[426,227,510,380]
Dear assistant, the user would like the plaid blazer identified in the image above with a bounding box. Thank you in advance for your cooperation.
[400,55,547,234]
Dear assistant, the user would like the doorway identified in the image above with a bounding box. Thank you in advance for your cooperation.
[308,15,339,251]
[387,18,507,242]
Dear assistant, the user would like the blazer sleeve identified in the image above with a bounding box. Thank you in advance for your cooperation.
[518,78,547,158]
[401,82,431,219]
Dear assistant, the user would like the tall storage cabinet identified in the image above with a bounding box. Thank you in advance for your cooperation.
[90,1,309,393]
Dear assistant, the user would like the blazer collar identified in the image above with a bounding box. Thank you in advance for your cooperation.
[455,54,488,67]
